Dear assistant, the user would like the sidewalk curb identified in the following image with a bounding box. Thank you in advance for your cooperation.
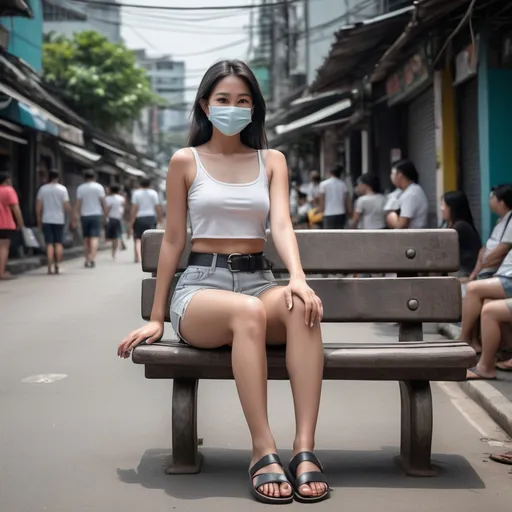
[7,244,109,275]
[437,322,512,437]
[459,381,512,437]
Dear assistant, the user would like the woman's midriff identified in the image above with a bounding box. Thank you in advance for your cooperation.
[191,238,266,255]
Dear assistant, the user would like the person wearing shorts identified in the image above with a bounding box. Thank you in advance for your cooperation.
[36,169,70,275]
[72,169,107,268]
[105,184,125,260]
[0,171,24,280]
[129,177,162,264]
[118,60,329,505]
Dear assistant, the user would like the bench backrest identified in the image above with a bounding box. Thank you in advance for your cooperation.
[140,229,462,336]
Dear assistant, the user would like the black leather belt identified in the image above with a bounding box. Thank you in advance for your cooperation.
[188,252,272,272]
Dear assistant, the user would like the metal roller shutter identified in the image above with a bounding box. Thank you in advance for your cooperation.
[458,78,481,234]
[407,88,437,227]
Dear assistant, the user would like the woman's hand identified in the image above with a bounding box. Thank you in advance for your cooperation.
[117,321,164,359]
[284,278,323,327]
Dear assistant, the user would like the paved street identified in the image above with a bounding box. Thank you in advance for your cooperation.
[1,248,512,512]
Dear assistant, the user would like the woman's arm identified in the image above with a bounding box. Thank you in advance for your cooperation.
[268,150,322,325]
[149,150,191,324]
[268,150,305,281]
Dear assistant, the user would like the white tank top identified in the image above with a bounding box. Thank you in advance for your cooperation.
[188,147,270,241]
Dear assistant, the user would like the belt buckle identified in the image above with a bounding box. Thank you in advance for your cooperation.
[227,253,243,272]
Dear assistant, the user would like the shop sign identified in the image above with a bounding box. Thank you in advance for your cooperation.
[454,37,479,85]
[386,50,430,105]
[59,124,84,146]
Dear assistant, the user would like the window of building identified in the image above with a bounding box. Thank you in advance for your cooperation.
[156,61,174,71]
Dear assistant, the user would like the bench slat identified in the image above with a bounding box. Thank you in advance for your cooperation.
[132,341,476,381]
[141,276,461,323]
[141,229,460,273]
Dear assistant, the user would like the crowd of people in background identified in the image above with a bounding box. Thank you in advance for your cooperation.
[289,160,512,385]
[0,168,162,278]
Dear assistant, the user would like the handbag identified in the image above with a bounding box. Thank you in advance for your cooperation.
[21,227,40,249]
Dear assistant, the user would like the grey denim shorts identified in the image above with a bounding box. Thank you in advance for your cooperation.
[170,254,278,343]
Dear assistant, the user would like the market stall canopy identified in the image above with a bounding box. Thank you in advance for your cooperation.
[0,0,33,18]
[93,138,138,160]
[0,117,26,144]
[310,5,414,94]
[59,142,102,166]
[267,89,352,130]
[275,99,352,136]
[115,159,147,178]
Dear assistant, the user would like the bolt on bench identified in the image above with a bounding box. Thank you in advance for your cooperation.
[132,229,476,477]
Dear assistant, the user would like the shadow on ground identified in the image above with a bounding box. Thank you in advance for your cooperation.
[117,447,484,501]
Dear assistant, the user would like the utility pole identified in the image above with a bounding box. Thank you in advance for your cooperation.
[304,0,310,83]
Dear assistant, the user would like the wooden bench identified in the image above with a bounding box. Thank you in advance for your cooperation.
[132,229,476,477]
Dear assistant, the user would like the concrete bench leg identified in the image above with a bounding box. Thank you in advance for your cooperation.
[399,380,436,477]
[166,378,203,475]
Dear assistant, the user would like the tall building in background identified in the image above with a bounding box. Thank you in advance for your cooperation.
[42,0,121,44]
[134,50,187,133]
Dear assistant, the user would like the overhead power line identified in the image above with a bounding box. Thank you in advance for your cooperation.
[70,0,304,11]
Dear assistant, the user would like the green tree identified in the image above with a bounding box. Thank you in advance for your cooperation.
[43,31,160,131]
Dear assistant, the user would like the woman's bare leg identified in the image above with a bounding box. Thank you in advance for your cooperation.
[260,286,326,498]
[460,279,506,342]
[180,289,291,499]
[470,300,512,378]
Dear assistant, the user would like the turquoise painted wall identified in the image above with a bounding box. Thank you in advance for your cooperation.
[478,35,512,240]
[0,0,43,72]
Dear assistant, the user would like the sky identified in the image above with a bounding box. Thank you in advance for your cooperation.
[120,0,254,103]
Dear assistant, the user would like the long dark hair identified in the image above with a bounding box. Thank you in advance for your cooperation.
[188,60,268,149]
[442,190,477,230]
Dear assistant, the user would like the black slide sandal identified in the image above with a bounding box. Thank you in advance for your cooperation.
[287,451,330,503]
[249,453,293,505]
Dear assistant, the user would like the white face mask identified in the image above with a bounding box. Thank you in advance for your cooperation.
[207,106,252,136]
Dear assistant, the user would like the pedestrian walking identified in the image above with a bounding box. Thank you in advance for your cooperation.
[105,184,126,260]
[350,173,386,229]
[0,171,24,280]
[319,164,351,229]
[36,169,71,275]
[118,59,329,504]
[386,160,429,229]
[129,177,162,264]
[72,169,107,268]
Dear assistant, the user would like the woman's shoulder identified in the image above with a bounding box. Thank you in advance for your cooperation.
[171,147,196,164]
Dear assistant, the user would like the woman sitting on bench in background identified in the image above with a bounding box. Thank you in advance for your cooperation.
[118,60,329,505]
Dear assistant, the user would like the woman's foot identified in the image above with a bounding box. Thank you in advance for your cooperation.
[289,451,329,500]
[249,452,292,503]
[467,364,497,380]
[496,358,512,371]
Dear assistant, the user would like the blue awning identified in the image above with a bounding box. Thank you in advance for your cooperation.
[0,82,83,143]
[3,101,59,136]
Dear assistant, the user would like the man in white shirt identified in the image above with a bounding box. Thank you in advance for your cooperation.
[386,160,429,229]
[319,165,352,229]
[129,177,162,263]
[36,169,70,274]
[72,169,108,268]
[105,184,126,260]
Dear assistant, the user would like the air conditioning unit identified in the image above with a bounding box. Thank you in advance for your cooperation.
[0,25,9,50]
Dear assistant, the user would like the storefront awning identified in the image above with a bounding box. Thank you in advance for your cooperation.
[0,82,84,144]
[93,138,139,161]
[310,5,414,93]
[275,99,352,135]
[0,0,33,18]
[371,0,480,82]
[59,142,102,166]
[115,159,147,178]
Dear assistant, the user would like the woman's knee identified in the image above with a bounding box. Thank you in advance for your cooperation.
[466,281,480,296]
[231,297,267,337]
